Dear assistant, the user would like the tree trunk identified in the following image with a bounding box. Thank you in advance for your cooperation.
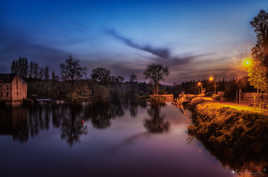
[155,82,159,95]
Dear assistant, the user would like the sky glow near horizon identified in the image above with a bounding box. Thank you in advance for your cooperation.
[1,0,268,83]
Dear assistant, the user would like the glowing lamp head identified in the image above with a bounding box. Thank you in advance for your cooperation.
[197,81,202,87]
[243,58,252,67]
[209,76,214,82]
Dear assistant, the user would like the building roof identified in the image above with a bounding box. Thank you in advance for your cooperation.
[0,73,17,83]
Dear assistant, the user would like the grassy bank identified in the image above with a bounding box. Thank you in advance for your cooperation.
[188,98,268,145]
[186,97,268,175]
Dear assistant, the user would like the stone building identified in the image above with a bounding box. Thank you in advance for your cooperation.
[0,74,27,105]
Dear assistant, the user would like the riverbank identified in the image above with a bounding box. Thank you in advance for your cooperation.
[181,96,268,175]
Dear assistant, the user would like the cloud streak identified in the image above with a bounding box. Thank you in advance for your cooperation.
[106,29,208,66]
[106,29,171,58]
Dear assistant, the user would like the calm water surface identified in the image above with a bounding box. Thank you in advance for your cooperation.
[1,101,236,177]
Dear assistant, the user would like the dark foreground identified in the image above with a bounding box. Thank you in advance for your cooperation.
[0,101,253,177]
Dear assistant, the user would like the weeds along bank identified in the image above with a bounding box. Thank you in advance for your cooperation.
[186,97,268,145]
[180,97,268,170]
[182,96,268,175]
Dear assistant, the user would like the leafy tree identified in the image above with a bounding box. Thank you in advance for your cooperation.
[29,61,34,78]
[44,66,50,80]
[117,75,124,84]
[249,10,268,95]
[248,60,268,92]
[11,57,28,78]
[38,67,44,80]
[33,63,39,79]
[144,64,169,95]
[52,71,59,81]
[91,67,111,85]
[130,73,137,83]
[60,56,86,86]
[250,10,268,67]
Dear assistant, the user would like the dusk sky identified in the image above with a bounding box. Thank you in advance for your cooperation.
[1,0,268,83]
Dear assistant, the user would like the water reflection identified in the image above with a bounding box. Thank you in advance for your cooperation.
[189,126,268,177]
[60,105,88,146]
[0,96,147,145]
[144,100,170,133]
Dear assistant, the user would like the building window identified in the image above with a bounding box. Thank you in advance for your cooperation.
[6,92,9,97]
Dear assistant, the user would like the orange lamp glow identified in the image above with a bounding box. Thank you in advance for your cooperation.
[209,76,214,82]
[243,57,252,68]
[197,81,202,87]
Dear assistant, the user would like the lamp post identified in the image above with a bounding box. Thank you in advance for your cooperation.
[242,57,254,105]
[209,76,216,95]
[197,81,202,94]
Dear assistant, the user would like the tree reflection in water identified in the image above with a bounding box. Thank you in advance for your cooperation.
[0,94,147,146]
[144,100,170,133]
[60,104,88,146]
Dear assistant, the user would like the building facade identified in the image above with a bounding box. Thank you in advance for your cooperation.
[0,74,27,105]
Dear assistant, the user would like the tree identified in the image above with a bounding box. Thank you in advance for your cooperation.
[130,73,137,83]
[11,57,28,78]
[117,75,124,84]
[52,71,59,82]
[248,10,268,98]
[29,62,34,79]
[248,60,268,93]
[33,63,39,79]
[44,66,50,80]
[250,10,268,67]
[60,56,85,86]
[91,67,111,85]
[38,67,44,80]
[144,64,169,95]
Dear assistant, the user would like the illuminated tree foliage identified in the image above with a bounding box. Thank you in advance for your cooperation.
[249,10,268,92]
[248,60,268,92]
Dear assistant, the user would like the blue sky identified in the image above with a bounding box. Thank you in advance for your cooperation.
[1,0,268,83]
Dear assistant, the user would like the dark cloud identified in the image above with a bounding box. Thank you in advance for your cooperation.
[106,29,170,58]
[106,29,215,72]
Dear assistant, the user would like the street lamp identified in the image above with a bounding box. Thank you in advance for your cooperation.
[243,57,253,68]
[209,76,216,94]
[209,76,214,82]
[197,81,202,94]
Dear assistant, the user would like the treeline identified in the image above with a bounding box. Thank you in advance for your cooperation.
[11,57,58,81]
[172,77,256,99]
[10,56,147,100]
[10,56,136,86]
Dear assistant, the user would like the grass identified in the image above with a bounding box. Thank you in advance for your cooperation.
[186,96,268,176]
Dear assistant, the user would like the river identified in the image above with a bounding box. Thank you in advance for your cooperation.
[0,101,241,177]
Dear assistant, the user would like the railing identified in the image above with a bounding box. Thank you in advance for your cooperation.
[150,94,174,102]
